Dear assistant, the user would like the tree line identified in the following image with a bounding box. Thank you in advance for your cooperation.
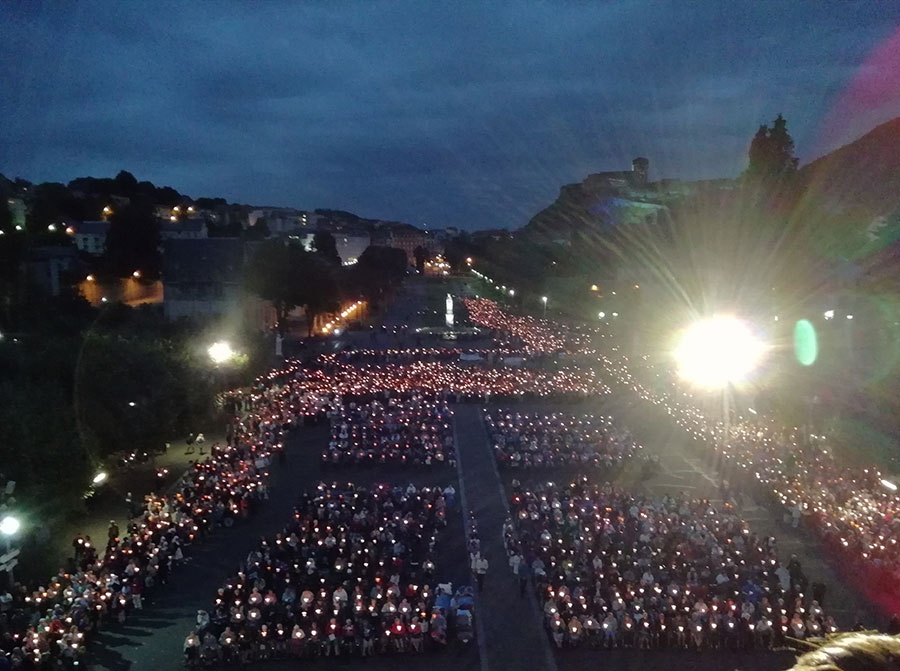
[244,236,408,336]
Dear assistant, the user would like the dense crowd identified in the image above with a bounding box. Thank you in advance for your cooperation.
[484,410,640,470]
[261,359,607,404]
[598,347,900,610]
[185,482,455,664]
[323,395,455,467]
[0,380,300,668]
[463,297,597,355]
[505,479,836,650]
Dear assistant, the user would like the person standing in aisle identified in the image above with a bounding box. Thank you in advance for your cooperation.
[472,553,489,592]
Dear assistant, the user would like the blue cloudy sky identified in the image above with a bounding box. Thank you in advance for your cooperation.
[2,2,899,229]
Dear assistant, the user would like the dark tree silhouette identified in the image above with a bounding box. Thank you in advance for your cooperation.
[244,240,339,336]
[103,200,161,278]
[413,244,428,273]
[312,230,341,265]
[746,113,798,181]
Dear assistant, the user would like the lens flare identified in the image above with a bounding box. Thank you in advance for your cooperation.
[794,319,818,366]
[674,316,766,388]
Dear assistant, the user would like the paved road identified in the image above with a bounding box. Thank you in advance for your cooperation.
[453,405,558,671]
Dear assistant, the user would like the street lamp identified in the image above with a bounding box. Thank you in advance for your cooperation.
[674,315,767,446]
[0,515,19,584]
[92,471,108,485]
[673,316,765,389]
[208,341,234,365]
[541,296,548,317]
[0,516,19,537]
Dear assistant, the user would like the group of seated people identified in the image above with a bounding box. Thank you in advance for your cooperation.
[0,381,294,668]
[463,297,597,356]
[304,358,608,401]
[505,478,836,650]
[322,394,455,467]
[597,343,900,614]
[485,410,640,469]
[185,482,454,664]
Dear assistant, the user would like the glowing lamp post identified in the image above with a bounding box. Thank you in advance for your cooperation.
[541,296,548,317]
[208,341,235,365]
[674,315,766,445]
[0,515,20,584]
[0,516,19,537]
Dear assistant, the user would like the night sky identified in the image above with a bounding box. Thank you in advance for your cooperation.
[2,2,899,230]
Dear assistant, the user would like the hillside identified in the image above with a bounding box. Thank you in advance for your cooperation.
[798,117,900,216]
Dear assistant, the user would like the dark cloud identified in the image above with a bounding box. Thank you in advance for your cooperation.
[2,1,899,229]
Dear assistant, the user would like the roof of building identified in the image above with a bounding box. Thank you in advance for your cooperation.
[27,245,78,261]
[74,220,111,236]
[161,218,206,233]
[163,238,244,284]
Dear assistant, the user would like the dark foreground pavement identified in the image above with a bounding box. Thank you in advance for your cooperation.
[453,404,558,671]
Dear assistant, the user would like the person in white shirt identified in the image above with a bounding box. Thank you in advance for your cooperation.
[509,552,523,575]
[472,553,489,592]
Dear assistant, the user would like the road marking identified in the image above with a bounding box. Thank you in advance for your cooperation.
[683,458,720,487]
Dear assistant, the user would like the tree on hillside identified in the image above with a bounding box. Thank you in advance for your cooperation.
[443,239,466,273]
[312,230,341,265]
[0,197,11,232]
[413,245,428,273]
[114,170,138,193]
[103,200,161,278]
[26,182,76,229]
[746,113,798,182]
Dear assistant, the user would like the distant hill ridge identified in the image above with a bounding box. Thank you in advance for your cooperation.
[797,117,900,216]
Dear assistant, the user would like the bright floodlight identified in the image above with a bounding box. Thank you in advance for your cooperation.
[208,341,234,364]
[0,515,20,536]
[674,316,765,388]
[92,471,108,485]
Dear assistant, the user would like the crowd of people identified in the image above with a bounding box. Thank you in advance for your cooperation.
[323,395,455,467]
[11,288,891,668]
[505,478,836,650]
[306,359,606,401]
[463,297,597,355]
[484,410,641,470]
[185,482,455,664]
[0,379,300,668]
[597,346,900,613]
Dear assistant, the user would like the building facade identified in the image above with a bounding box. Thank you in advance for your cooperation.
[71,221,111,255]
[162,238,245,321]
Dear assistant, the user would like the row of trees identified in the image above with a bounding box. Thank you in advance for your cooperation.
[244,238,408,335]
